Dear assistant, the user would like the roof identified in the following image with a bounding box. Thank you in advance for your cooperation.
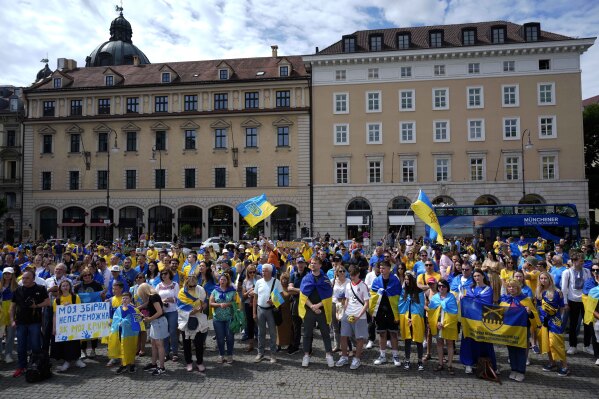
[317,21,573,55]
[583,95,599,107]
[27,55,308,91]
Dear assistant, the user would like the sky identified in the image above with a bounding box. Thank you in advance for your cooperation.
[1,0,598,98]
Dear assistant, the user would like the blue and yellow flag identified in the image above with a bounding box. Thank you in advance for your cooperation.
[270,285,285,309]
[398,292,426,342]
[461,296,528,348]
[298,272,333,324]
[428,292,459,340]
[583,285,599,325]
[369,274,402,321]
[78,291,103,304]
[177,287,201,312]
[410,190,444,245]
[236,194,277,227]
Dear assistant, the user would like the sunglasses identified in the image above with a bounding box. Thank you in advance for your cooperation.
[136,276,145,279]
[592,269,599,273]
[425,263,433,266]
[439,285,448,289]
[571,258,580,261]
[248,271,255,274]
[160,272,169,275]
[81,274,91,277]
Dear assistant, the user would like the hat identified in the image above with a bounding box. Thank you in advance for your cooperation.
[2,267,14,274]
[239,245,245,249]
[296,257,307,264]
[149,244,155,247]
[525,257,538,267]
[427,277,437,284]
[97,246,105,251]
[135,248,142,254]
[110,265,121,272]
[332,255,342,262]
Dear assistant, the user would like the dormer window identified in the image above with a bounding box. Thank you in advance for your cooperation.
[279,66,289,77]
[53,78,62,88]
[219,69,229,80]
[462,28,476,46]
[105,75,114,86]
[524,23,540,42]
[429,30,443,48]
[161,72,171,83]
[397,33,411,50]
[369,35,383,51]
[343,35,356,53]
[491,26,506,44]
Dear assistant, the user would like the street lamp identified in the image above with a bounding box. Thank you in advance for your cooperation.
[520,128,533,200]
[150,146,163,241]
[106,129,119,241]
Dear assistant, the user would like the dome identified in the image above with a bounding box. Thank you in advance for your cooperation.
[85,9,150,67]
[36,63,52,82]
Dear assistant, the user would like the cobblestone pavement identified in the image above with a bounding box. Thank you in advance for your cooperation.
[1,330,597,399]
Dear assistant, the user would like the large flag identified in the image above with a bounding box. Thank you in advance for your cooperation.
[461,296,528,348]
[410,190,444,244]
[369,274,401,321]
[236,194,277,227]
[583,285,599,325]
[298,273,333,324]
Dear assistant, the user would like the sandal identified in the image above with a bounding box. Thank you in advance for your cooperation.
[447,366,455,375]
[434,364,444,372]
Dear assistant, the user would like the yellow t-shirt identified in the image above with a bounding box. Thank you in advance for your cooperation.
[146,249,158,262]
[417,272,441,286]
[525,270,539,294]
[53,293,81,312]
[500,269,514,281]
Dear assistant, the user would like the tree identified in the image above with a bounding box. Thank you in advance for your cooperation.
[179,224,193,239]
[583,104,599,209]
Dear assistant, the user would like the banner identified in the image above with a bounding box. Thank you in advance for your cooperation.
[55,302,111,342]
[460,297,528,348]
[276,241,304,249]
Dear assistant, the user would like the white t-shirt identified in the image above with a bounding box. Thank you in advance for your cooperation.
[344,280,370,319]
[364,271,378,289]
[332,279,349,304]
[157,281,180,313]
[254,277,283,308]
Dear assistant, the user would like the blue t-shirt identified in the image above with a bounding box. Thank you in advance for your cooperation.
[550,266,567,290]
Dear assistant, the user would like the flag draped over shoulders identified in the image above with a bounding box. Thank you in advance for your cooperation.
[177,287,200,312]
[369,275,402,321]
[398,291,425,342]
[299,272,333,324]
[583,285,599,325]
[428,292,459,340]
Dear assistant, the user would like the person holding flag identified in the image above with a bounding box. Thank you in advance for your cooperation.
[410,190,444,245]
[252,263,283,364]
[111,291,142,374]
[427,278,458,375]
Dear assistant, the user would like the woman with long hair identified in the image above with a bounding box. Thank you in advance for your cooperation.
[427,278,458,375]
[130,272,148,357]
[210,273,240,364]
[138,283,168,376]
[1,268,18,363]
[241,265,258,352]
[331,265,349,352]
[146,261,161,287]
[198,261,216,299]
[52,280,85,372]
[156,269,179,362]
[399,272,426,370]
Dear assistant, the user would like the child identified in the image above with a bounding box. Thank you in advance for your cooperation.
[111,291,141,374]
[105,281,124,366]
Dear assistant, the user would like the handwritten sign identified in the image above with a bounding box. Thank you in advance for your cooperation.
[55,302,111,342]
[276,241,304,249]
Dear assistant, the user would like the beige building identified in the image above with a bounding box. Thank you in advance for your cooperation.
[304,21,595,240]
[22,11,310,243]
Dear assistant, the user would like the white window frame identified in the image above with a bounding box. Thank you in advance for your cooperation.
[468,63,480,74]
[502,84,519,107]
[434,65,446,76]
[502,117,520,141]
[434,157,451,182]
[538,82,555,106]
[400,66,412,78]
[432,88,449,110]
[399,90,415,112]
[467,86,484,109]
[365,91,382,113]
[468,156,486,181]
[366,122,382,144]
[503,60,515,72]
[400,157,417,183]
[538,115,557,139]
[335,70,346,81]
[161,72,171,83]
[368,68,379,79]
[399,121,416,143]
[334,159,350,184]
[540,153,559,180]
[333,92,349,114]
[467,119,485,142]
[504,154,521,181]
[367,159,383,184]
[433,120,450,143]
[334,123,350,145]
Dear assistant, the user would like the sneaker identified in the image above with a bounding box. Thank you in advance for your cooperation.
[80,351,87,360]
[116,365,127,374]
[143,363,157,372]
[584,345,594,355]
[254,353,264,363]
[287,346,299,355]
[106,359,118,367]
[89,349,97,359]
[75,359,87,368]
[403,360,411,370]
[302,354,310,367]
[152,367,166,376]
[393,355,401,367]
[269,356,277,364]
[350,358,361,370]
[365,340,374,349]
[514,372,525,382]
[465,365,473,374]
[526,359,531,366]
[557,367,570,376]
[542,363,556,372]
[12,368,25,378]
[509,371,516,380]
[56,362,70,372]
[225,356,234,364]
[216,356,224,364]
[595,358,599,366]
[418,362,424,371]
[129,365,136,373]
[326,353,335,368]
[5,354,13,364]
[532,345,540,354]
[374,354,387,365]
[566,346,577,355]
[335,356,349,367]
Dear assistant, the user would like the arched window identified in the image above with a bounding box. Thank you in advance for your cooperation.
[519,194,545,205]
[432,196,456,206]
[474,195,499,206]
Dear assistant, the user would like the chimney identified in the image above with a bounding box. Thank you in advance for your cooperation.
[133,55,140,66]
[57,57,66,70]
[271,45,278,58]
[65,59,77,70]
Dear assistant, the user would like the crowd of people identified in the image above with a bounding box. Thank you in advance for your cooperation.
[0,232,598,383]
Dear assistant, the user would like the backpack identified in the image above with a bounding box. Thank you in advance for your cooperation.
[26,352,52,383]
[476,357,501,384]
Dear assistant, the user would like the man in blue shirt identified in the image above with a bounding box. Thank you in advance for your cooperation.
[369,246,384,270]
[550,254,567,289]
[413,250,439,277]
[106,265,129,299]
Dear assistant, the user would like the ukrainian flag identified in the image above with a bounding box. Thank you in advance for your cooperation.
[298,272,333,324]
[270,285,285,309]
[369,275,401,321]
[428,292,459,341]
[177,287,201,312]
[583,285,599,325]
[236,194,277,227]
[398,292,426,342]
[110,305,141,366]
[410,190,444,245]
[78,291,103,304]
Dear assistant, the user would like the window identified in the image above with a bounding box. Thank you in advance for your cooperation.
[334,124,349,145]
[276,90,290,108]
[6,130,16,147]
[53,78,62,88]
[370,35,382,51]
[491,27,506,44]
[70,99,82,116]
[468,63,480,74]
[539,59,550,70]
[430,31,443,47]
[161,72,171,83]
[155,131,166,151]
[434,65,445,76]
[245,92,259,109]
[245,127,258,148]
[279,66,289,77]
[70,134,80,153]
[435,158,450,182]
[219,69,228,80]
[335,161,349,184]
[539,116,556,138]
[433,88,448,110]
[468,119,485,141]
[538,83,554,105]
[69,171,79,190]
[400,121,416,143]
[42,134,53,153]
[541,155,557,180]
[366,123,382,144]
[397,33,410,49]
[155,96,168,112]
[502,85,519,107]
[401,159,416,182]
[125,170,136,189]
[97,98,110,114]
[343,36,356,53]
[185,168,196,188]
[214,93,228,110]
[399,90,415,111]
[98,132,108,152]
[524,24,539,42]
[214,128,227,149]
[368,68,379,79]
[400,66,412,78]
[155,169,165,189]
[505,156,520,180]
[184,130,196,150]
[245,167,257,187]
[126,97,139,113]
[503,118,520,140]
[433,120,450,142]
[184,95,198,111]
[42,172,51,190]
[214,168,226,188]
[467,87,483,108]
[462,29,476,45]
[334,93,348,113]
[126,132,137,152]
[277,166,289,187]
[366,91,381,112]
[97,170,108,189]
[335,70,346,81]
[105,75,114,86]
[43,101,55,117]
[368,160,382,183]
[469,157,485,181]
[503,61,515,72]
[277,126,289,147]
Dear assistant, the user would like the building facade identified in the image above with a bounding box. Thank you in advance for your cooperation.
[304,21,595,241]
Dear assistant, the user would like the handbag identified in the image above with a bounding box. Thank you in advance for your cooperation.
[187,316,199,330]
[229,304,246,334]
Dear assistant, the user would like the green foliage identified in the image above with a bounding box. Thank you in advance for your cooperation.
[179,224,193,238]
[245,224,260,240]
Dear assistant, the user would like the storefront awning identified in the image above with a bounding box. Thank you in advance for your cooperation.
[88,222,109,227]
[347,215,369,226]
[59,222,84,227]
[388,215,415,226]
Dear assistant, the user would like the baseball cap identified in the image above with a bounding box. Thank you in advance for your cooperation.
[525,257,538,267]
[427,277,437,284]
[296,257,307,264]
[2,267,14,274]
[332,255,342,262]
[239,245,245,249]
[110,265,121,272]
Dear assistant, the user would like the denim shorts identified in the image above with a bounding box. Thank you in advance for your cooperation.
[149,316,169,340]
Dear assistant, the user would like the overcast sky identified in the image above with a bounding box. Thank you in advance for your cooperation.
[1,0,598,98]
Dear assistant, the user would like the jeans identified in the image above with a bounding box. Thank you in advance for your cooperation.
[367,313,376,342]
[16,323,42,369]
[42,306,53,352]
[2,325,15,356]
[507,345,527,374]
[303,309,332,354]
[183,331,206,365]
[257,307,277,355]
[213,319,234,356]
[162,311,179,355]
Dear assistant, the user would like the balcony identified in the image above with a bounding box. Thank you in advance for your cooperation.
[0,178,22,186]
